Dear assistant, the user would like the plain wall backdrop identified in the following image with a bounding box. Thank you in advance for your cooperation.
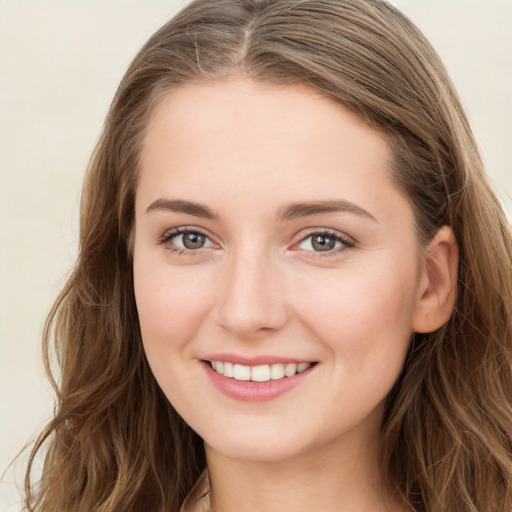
[1,1,511,509]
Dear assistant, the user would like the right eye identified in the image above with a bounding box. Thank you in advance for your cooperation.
[158,228,214,253]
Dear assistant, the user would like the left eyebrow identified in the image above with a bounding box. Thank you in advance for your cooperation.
[276,200,377,222]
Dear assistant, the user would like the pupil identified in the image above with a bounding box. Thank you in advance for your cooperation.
[312,235,335,251]
[183,232,205,249]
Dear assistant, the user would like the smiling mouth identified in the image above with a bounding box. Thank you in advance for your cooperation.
[206,360,315,382]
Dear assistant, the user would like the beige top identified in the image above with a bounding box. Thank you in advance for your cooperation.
[180,469,211,512]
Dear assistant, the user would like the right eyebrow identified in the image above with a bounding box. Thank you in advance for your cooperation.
[145,198,219,220]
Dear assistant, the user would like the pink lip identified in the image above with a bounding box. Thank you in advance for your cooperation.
[201,359,316,402]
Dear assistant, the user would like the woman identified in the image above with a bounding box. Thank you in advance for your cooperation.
[24,0,512,511]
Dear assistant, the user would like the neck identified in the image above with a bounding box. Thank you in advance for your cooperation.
[205,423,400,512]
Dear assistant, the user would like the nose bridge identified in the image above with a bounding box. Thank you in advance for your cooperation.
[214,239,287,337]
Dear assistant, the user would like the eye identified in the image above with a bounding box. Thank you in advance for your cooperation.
[173,231,210,250]
[297,230,354,254]
[158,228,214,252]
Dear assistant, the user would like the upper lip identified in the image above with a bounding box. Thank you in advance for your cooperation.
[202,353,316,366]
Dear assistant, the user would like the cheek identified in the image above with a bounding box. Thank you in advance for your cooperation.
[292,259,417,368]
[133,256,217,416]
[133,256,214,358]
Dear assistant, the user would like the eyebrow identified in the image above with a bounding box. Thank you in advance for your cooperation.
[276,200,377,222]
[145,198,376,222]
[146,198,219,219]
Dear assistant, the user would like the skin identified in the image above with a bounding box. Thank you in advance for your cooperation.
[133,78,458,512]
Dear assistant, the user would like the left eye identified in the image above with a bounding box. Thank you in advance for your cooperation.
[168,231,213,250]
[298,233,346,252]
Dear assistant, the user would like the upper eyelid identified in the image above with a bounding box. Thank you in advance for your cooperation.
[292,227,355,245]
[160,226,213,241]
[159,226,351,238]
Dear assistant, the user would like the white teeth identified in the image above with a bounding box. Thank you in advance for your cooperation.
[251,365,271,382]
[233,364,251,381]
[297,362,310,373]
[223,362,234,377]
[284,363,297,377]
[210,361,311,381]
[270,363,285,380]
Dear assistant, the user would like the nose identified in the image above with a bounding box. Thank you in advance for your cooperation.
[214,247,289,338]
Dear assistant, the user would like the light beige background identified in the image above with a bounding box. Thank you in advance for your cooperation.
[1,1,511,509]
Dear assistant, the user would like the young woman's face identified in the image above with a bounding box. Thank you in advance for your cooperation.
[134,79,426,462]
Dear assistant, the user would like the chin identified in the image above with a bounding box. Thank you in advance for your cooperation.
[203,427,308,463]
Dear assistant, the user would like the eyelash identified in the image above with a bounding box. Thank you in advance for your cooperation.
[157,227,213,257]
[295,229,355,258]
[157,227,355,258]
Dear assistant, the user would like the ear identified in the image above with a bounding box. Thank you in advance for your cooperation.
[412,226,459,333]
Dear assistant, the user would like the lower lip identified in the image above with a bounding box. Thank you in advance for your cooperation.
[203,362,315,402]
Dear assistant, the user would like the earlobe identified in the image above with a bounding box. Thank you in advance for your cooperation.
[412,226,459,333]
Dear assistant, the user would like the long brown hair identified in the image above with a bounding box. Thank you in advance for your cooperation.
[24,1,512,510]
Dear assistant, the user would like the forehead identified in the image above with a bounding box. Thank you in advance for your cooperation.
[142,78,387,160]
[137,78,402,223]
